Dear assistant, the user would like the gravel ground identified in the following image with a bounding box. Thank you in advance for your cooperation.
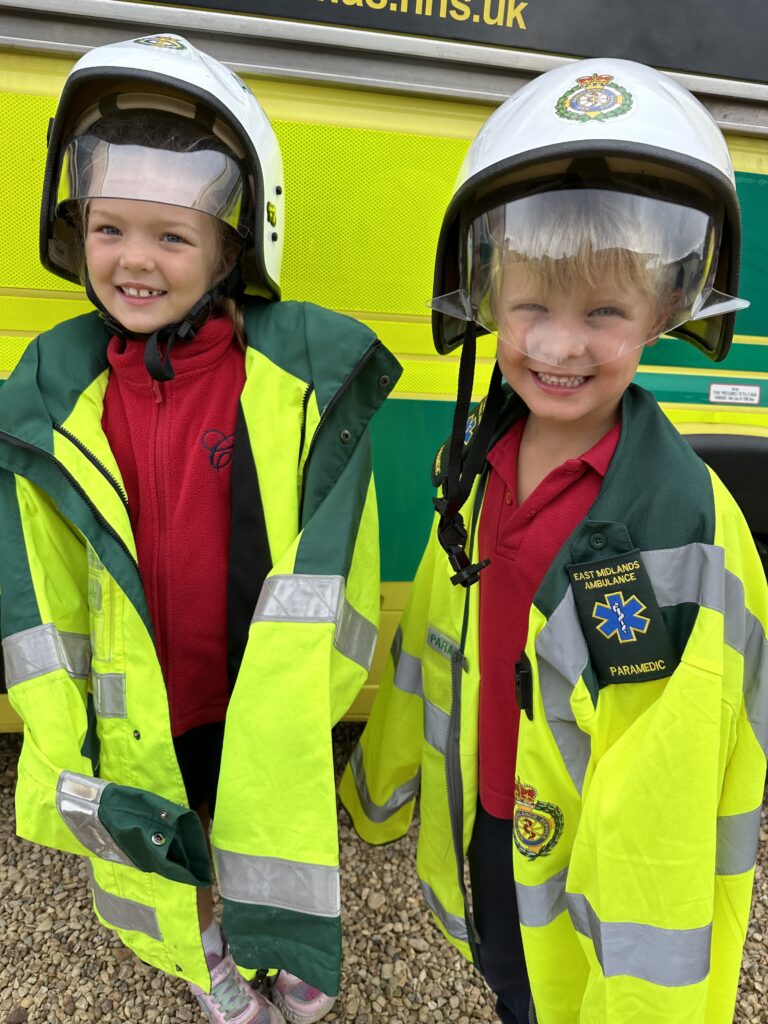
[1,725,766,1023]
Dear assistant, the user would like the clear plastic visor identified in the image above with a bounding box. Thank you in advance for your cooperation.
[431,189,748,369]
[57,133,244,231]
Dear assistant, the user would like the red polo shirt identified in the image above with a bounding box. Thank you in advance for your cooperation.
[102,317,244,737]
[477,415,620,819]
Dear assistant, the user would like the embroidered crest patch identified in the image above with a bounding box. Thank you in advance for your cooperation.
[555,73,633,123]
[513,778,564,860]
[134,35,187,50]
[567,550,678,685]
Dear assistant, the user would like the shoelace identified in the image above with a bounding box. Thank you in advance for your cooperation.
[208,967,252,1020]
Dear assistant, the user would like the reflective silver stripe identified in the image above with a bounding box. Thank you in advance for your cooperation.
[348,743,419,823]
[744,618,768,756]
[86,862,162,941]
[425,624,467,668]
[56,772,133,866]
[735,579,768,756]
[2,623,91,687]
[61,633,91,678]
[424,698,450,755]
[420,880,468,943]
[254,574,344,622]
[214,848,340,917]
[716,806,762,875]
[515,867,568,927]
[535,589,591,794]
[642,544,725,611]
[335,594,377,670]
[566,893,712,987]
[252,574,377,670]
[92,673,127,718]
[393,650,423,697]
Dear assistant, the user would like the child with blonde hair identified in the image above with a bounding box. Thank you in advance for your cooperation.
[342,58,767,1024]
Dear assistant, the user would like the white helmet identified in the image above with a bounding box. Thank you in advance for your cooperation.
[40,33,284,300]
[432,58,745,363]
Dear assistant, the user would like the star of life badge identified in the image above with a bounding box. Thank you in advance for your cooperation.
[513,779,564,860]
[555,73,634,123]
[593,591,650,643]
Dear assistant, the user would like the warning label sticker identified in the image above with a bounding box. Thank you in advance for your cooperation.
[708,383,761,405]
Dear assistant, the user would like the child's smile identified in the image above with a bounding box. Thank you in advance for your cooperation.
[531,369,591,392]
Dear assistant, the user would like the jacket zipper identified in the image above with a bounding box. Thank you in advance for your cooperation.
[298,382,315,470]
[0,430,140,579]
[299,341,382,518]
[152,381,168,681]
[54,423,130,512]
[444,470,489,949]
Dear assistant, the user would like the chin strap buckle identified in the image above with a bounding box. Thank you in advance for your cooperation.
[433,497,490,588]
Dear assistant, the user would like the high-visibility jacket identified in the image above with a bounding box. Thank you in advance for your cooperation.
[0,298,401,997]
[340,384,768,1023]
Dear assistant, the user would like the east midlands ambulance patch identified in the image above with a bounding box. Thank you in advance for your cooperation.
[567,550,677,685]
[513,779,564,860]
[555,73,633,123]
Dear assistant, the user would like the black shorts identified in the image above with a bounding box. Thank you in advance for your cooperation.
[173,721,225,815]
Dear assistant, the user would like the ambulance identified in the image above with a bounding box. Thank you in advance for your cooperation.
[1,0,766,727]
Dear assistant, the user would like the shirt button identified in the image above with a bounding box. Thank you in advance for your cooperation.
[505,492,513,505]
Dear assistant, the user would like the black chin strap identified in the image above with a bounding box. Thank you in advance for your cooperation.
[86,264,243,382]
[433,321,505,587]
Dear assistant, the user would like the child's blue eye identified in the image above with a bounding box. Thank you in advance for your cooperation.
[96,225,120,236]
[162,233,187,245]
[591,306,626,318]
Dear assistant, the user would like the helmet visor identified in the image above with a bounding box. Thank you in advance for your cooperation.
[58,132,245,232]
[431,189,748,369]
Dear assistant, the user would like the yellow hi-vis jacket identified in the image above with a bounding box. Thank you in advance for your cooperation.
[340,385,768,1023]
[0,298,401,997]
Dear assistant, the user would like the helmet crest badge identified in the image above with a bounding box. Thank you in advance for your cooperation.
[555,73,634,123]
[133,35,187,50]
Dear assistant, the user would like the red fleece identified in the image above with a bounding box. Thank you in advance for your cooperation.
[102,317,245,737]
[478,416,620,818]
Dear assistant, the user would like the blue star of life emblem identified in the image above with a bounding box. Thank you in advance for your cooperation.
[592,591,650,644]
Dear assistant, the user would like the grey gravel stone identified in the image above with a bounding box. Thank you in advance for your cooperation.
[0,726,766,1022]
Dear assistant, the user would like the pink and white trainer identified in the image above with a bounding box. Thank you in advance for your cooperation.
[272,972,336,1024]
[190,951,285,1024]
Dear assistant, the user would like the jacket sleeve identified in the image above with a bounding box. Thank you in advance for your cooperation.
[0,469,95,857]
[338,524,437,845]
[0,471,212,885]
[563,474,768,1023]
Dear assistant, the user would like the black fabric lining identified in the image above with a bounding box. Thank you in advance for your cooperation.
[226,404,272,690]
